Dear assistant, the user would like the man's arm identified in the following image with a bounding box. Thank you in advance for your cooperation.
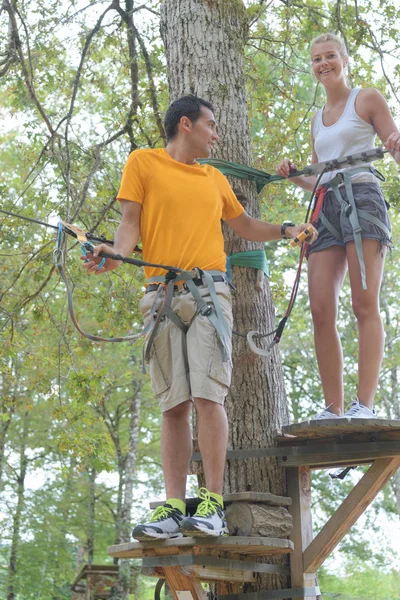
[82,200,142,274]
[225,211,315,243]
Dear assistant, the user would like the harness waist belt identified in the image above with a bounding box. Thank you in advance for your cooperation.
[145,275,225,293]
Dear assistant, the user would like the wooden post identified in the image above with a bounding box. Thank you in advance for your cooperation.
[162,567,208,600]
[287,466,317,600]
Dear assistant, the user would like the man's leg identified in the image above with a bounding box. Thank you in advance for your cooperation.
[161,400,193,500]
[194,397,228,495]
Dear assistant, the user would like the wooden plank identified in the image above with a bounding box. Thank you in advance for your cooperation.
[107,537,294,559]
[277,440,400,468]
[142,555,290,576]
[287,467,317,600]
[162,566,208,600]
[303,457,400,573]
[276,419,400,441]
[150,491,291,509]
[275,429,400,446]
[180,564,256,583]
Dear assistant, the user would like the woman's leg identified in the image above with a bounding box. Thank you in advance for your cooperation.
[346,239,387,408]
[308,246,348,415]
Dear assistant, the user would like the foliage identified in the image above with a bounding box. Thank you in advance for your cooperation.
[0,0,400,598]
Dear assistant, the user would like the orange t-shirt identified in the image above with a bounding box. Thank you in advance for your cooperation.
[117,148,244,280]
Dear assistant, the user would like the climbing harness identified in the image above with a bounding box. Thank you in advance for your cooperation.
[1,146,390,358]
[51,221,232,361]
[310,166,390,290]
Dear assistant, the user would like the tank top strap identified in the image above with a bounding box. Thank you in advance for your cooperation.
[346,87,361,118]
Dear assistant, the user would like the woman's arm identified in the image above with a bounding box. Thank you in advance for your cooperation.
[276,114,319,191]
[359,88,400,164]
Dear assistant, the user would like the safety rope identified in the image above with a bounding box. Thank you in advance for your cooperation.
[1,147,389,356]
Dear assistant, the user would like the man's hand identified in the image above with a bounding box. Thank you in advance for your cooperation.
[286,223,318,245]
[81,243,122,275]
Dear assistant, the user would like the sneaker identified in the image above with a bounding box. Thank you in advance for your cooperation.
[311,404,340,420]
[132,504,184,541]
[343,398,376,419]
[181,488,228,538]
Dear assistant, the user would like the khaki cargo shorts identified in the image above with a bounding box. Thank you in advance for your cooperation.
[139,281,233,413]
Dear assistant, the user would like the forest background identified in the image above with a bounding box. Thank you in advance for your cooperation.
[0,0,400,599]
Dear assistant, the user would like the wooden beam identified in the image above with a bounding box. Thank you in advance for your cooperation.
[278,440,400,468]
[287,467,317,600]
[303,457,400,573]
[107,536,293,559]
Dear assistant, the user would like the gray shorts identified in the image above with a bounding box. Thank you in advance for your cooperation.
[139,281,233,412]
[308,182,392,255]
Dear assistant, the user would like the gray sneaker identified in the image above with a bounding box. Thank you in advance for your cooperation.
[343,398,376,419]
[181,488,228,538]
[312,405,340,420]
[132,504,184,541]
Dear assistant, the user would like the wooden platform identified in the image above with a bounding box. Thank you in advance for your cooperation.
[276,417,400,440]
[71,564,119,599]
[108,536,293,559]
[274,418,400,469]
[107,421,400,600]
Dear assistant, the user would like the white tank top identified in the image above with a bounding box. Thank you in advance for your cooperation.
[313,87,377,185]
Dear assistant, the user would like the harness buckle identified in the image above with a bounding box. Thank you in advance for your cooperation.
[343,204,352,217]
[200,303,213,317]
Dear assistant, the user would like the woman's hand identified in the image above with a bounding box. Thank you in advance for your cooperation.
[276,158,297,178]
[384,131,400,165]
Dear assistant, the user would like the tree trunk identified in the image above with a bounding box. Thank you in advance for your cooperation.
[160,0,289,592]
[117,388,141,600]
[7,412,29,600]
[87,466,96,566]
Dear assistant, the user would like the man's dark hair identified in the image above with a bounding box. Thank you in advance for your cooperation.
[164,95,214,142]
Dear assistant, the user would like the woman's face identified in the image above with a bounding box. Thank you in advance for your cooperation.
[311,42,348,86]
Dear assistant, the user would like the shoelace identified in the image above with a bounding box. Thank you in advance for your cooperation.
[149,505,175,522]
[315,402,337,418]
[344,399,371,416]
[195,488,220,517]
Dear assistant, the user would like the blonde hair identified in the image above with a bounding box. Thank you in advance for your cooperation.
[310,33,348,58]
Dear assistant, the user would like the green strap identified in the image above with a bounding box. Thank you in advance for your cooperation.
[229,249,269,277]
[197,158,282,193]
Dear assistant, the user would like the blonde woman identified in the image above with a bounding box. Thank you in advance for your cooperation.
[277,33,400,419]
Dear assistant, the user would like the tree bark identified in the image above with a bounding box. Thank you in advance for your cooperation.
[87,466,96,566]
[160,0,289,592]
[226,503,293,537]
[117,388,141,600]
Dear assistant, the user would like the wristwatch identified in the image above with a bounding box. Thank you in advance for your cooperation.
[281,221,295,239]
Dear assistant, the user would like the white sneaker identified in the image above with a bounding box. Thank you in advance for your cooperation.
[344,398,376,419]
[181,488,228,538]
[132,504,184,541]
[312,405,340,420]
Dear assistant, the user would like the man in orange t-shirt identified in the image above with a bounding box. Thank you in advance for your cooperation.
[84,95,313,541]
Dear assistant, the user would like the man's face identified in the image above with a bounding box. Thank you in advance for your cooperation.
[188,106,220,157]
